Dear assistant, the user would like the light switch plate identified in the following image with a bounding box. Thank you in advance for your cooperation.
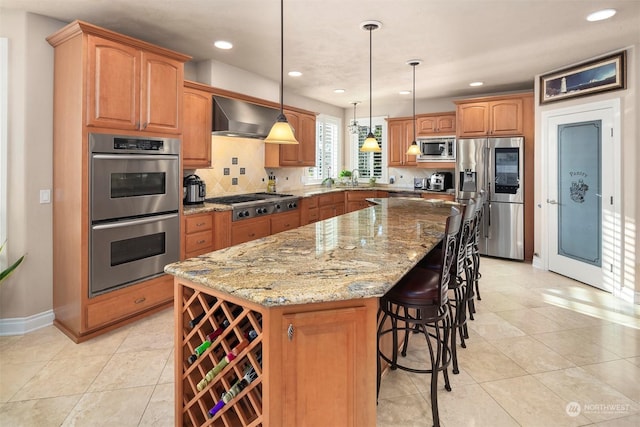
[40,189,51,204]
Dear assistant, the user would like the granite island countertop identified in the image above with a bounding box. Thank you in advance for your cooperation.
[166,197,456,307]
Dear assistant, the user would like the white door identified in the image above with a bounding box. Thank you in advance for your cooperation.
[545,101,618,291]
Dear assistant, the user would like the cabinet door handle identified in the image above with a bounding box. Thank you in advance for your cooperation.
[287,324,294,341]
[197,239,205,244]
[196,222,206,227]
[134,297,146,304]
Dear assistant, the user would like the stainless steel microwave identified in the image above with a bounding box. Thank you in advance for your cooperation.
[417,136,456,162]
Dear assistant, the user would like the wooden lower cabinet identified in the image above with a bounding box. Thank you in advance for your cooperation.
[231,216,271,246]
[300,196,319,225]
[345,190,377,212]
[183,212,214,259]
[270,210,301,235]
[175,279,377,427]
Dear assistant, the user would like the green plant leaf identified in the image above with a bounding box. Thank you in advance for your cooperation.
[0,254,25,283]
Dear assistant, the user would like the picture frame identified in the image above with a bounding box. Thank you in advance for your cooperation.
[540,51,626,104]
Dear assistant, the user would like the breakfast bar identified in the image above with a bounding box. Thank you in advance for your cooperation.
[165,197,453,426]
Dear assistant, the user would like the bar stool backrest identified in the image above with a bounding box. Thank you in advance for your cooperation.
[454,199,476,276]
[437,206,462,304]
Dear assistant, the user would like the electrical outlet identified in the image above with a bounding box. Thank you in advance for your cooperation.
[40,189,51,204]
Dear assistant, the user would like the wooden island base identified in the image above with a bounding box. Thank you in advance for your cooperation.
[175,278,378,427]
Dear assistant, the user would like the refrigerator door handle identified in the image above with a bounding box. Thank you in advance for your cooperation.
[485,202,491,238]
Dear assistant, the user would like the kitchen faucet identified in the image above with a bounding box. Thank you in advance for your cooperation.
[351,169,359,186]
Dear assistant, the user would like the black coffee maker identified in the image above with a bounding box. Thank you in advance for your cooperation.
[183,174,206,205]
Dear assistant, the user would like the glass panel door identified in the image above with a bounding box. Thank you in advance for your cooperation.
[557,120,601,267]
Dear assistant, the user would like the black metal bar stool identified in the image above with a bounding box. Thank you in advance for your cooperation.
[377,207,462,427]
[468,190,487,320]
[418,199,476,374]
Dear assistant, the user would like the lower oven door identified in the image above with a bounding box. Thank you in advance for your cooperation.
[90,212,179,297]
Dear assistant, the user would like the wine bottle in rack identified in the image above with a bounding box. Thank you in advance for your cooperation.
[187,319,230,364]
[188,298,217,329]
[196,330,259,392]
[208,363,259,418]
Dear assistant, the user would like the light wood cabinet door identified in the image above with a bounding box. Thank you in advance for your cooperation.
[140,51,182,134]
[86,35,182,134]
[456,99,523,137]
[271,210,301,235]
[388,119,416,166]
[456,102,490,137]
[281,306,370,427]
[416,113,456,136]
[183,85,212,168]
[87,35,140,130]
[231,216,271,246]
[278,111,316,166]
[489,98,523,135]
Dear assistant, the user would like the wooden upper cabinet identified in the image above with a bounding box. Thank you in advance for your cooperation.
[140,51,182,134]
[183,83,212,168]
[388,119,416,167]
[87,35,140,130]
[86,34,183,134]
[416,113,456,136]
[266,110,316,167]
[456,97,523,137]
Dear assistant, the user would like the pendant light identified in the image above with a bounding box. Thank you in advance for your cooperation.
[265,0,299,144]
[359,21,382,153]
[348,101,360,135]
[406,60,422,156]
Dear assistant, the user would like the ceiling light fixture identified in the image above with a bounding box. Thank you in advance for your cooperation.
[469,81,484,87]
[406,60,422,156]
[334,89,346,93]
[214,40,233,50]
[359,20,382,153]
[587,9,616,21]
[399,90,411,95]
[348,101,361,135]
[288,71,302,77]
[265,0,299,145]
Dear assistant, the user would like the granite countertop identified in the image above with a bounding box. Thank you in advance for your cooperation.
[166,197,456,307]
[182,185,454,215]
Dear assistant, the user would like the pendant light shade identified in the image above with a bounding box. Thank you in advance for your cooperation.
[265,0,299,145]
[360,21,382,153]
[406,59,422,156]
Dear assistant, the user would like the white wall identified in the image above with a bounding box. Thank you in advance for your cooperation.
[534,46,639,303]
[0,10,65,324]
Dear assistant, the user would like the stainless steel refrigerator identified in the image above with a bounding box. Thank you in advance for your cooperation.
[456,137,524,260]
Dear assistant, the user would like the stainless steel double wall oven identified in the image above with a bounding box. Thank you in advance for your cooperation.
[89,133,180,297]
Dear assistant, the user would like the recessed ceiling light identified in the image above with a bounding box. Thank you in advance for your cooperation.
[288,71,302,77]
[214,40,233,50]
[334,89,346,93]
[399,90,411,95]
[469,81,484,87]
[587,9,616,22]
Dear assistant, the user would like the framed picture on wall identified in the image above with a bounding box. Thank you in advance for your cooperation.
[540,51,626,105]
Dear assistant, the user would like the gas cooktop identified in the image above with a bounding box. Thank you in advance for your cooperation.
[205,193,299,221]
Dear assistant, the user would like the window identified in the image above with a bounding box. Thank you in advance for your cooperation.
[351,116,387,180]
[308,114,340,182]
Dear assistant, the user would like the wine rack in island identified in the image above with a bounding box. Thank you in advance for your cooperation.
[177,285,264,426]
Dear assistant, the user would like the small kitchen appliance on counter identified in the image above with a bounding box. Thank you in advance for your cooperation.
[428,172,453,191]
[183,174,206,205]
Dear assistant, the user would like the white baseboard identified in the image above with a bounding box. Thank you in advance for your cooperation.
[0,309,54,336]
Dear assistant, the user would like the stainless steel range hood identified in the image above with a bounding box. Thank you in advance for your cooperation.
[212,96,280,139]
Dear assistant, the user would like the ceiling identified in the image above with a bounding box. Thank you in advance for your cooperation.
[2,0,639,108]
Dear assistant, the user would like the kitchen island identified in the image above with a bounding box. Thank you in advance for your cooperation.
[165,197,453,426]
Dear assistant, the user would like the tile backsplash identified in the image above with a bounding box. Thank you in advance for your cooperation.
[190,136,306,197]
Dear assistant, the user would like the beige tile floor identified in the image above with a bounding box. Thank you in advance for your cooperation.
[1,257,639,426]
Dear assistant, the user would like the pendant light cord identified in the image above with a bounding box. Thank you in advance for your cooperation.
[279,0,284,115]
[412,63,416,142]
[369,26,373,134]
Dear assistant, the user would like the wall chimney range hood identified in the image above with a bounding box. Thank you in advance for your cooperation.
[212,96,280,139]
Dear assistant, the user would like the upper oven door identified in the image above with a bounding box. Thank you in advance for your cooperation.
[91,153,180,221]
